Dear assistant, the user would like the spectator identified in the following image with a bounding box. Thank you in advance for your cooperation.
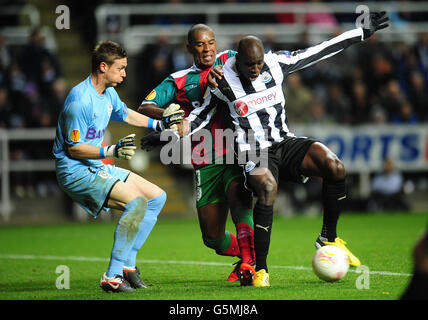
[283,72,313,124]
[325,83,352,124]
[0,34,11,72]
[414,32,428,83]
[350,81,372,125]
[0,86,13,128]
[368,158,410,212]
[19,27,62,89]
[379,79,405,122]
[304,0,338,28]
[309,98,333,126]
[370,105,388,125]
[408,71,428,121]
[136,33,174,97]
[391,100,419,124]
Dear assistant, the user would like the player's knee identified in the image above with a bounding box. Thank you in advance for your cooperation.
[149,191,167,210]
[325,157,346,180]
[125,196,147,216]
[202,235,223,251]
[259,177,277,206]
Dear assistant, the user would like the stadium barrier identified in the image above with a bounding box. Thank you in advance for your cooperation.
[293,124,428,198]
[0,4,57,52]
[95,2,428,54]
[0,128,56,222]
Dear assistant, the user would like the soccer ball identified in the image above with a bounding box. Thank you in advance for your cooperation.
[312,245,349,282]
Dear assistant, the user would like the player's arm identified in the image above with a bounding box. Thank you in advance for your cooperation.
[278,12,389,75]
[137,75,179,119]
[180,89,222,138]
[137,102,164,119]
[68,135,137,160]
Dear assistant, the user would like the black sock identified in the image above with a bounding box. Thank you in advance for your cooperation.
[321,179,346,242]
[401,270,428,300]
[253,201,273,272]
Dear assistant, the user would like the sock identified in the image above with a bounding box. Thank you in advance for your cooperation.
[106,197,147,277]
[231,207,255,265]
[203,231,241,257]
[125,192,166,267]
[321,179,346,242]
[253,201,273,272]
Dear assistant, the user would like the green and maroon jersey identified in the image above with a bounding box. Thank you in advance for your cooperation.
[141,50,236,169]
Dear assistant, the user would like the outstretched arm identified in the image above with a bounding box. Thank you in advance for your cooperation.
[278,11,389,76]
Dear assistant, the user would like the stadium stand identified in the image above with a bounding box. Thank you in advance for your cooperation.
[1,0,428,223]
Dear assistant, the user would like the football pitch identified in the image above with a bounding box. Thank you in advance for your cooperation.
[0,212,425,301]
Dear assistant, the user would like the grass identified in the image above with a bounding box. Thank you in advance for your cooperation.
[0,212,426,301]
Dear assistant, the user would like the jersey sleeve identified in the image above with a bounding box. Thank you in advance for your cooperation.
[62,101,91,147]
[186,89,221,137]
[109,88,129,122]
[276,27,364,76]
[141,75,178,108]
[214,50,237,67]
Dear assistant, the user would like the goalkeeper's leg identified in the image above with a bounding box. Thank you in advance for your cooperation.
[103,173,165,291]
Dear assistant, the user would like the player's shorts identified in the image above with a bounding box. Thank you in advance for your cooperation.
[241,136,318,188]
[194,163,243,208]
[56,164,130,218]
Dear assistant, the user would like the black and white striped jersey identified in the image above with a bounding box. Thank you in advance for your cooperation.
[187,27,364,153]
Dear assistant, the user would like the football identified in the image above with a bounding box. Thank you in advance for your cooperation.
[312,245,349,282]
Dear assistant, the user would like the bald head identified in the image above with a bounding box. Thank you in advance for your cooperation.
[236,36,265,81]
[237,36,264,55]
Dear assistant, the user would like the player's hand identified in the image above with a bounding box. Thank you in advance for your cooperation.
[176,119,190,138]
[105,134,137,160]
[140,131,179,152]
[363,11,389,39]
[162,103,185,129]
[140,131,164,152]
[208,66,224,88]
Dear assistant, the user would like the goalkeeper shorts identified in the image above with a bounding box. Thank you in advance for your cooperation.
[194,163,243,208]
[56,164,130,218]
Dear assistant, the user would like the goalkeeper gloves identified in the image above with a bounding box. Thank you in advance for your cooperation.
[363,11,389,40]
[101,134,137,160]
[148,103,185,131]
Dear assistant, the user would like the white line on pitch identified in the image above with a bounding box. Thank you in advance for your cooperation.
[0,254,413,277]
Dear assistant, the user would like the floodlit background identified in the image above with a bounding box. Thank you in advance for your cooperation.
[0,0,427,225]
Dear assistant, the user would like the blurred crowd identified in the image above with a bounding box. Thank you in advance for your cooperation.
[284,31,428,126]
[0,28,65,130]
[135,29,428,126]
[0,28,66,199]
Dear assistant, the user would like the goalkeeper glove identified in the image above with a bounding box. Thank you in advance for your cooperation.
[363,11,389,40]
[149,103,185,131]
[101,134,137,160]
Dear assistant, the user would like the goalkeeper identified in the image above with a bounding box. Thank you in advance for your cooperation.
[52,41,184,293]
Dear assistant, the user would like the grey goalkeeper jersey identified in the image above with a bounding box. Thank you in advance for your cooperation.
[187,28,364,153]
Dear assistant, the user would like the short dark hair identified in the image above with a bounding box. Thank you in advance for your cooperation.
[187,24,214,45]
[91,41,127,73]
